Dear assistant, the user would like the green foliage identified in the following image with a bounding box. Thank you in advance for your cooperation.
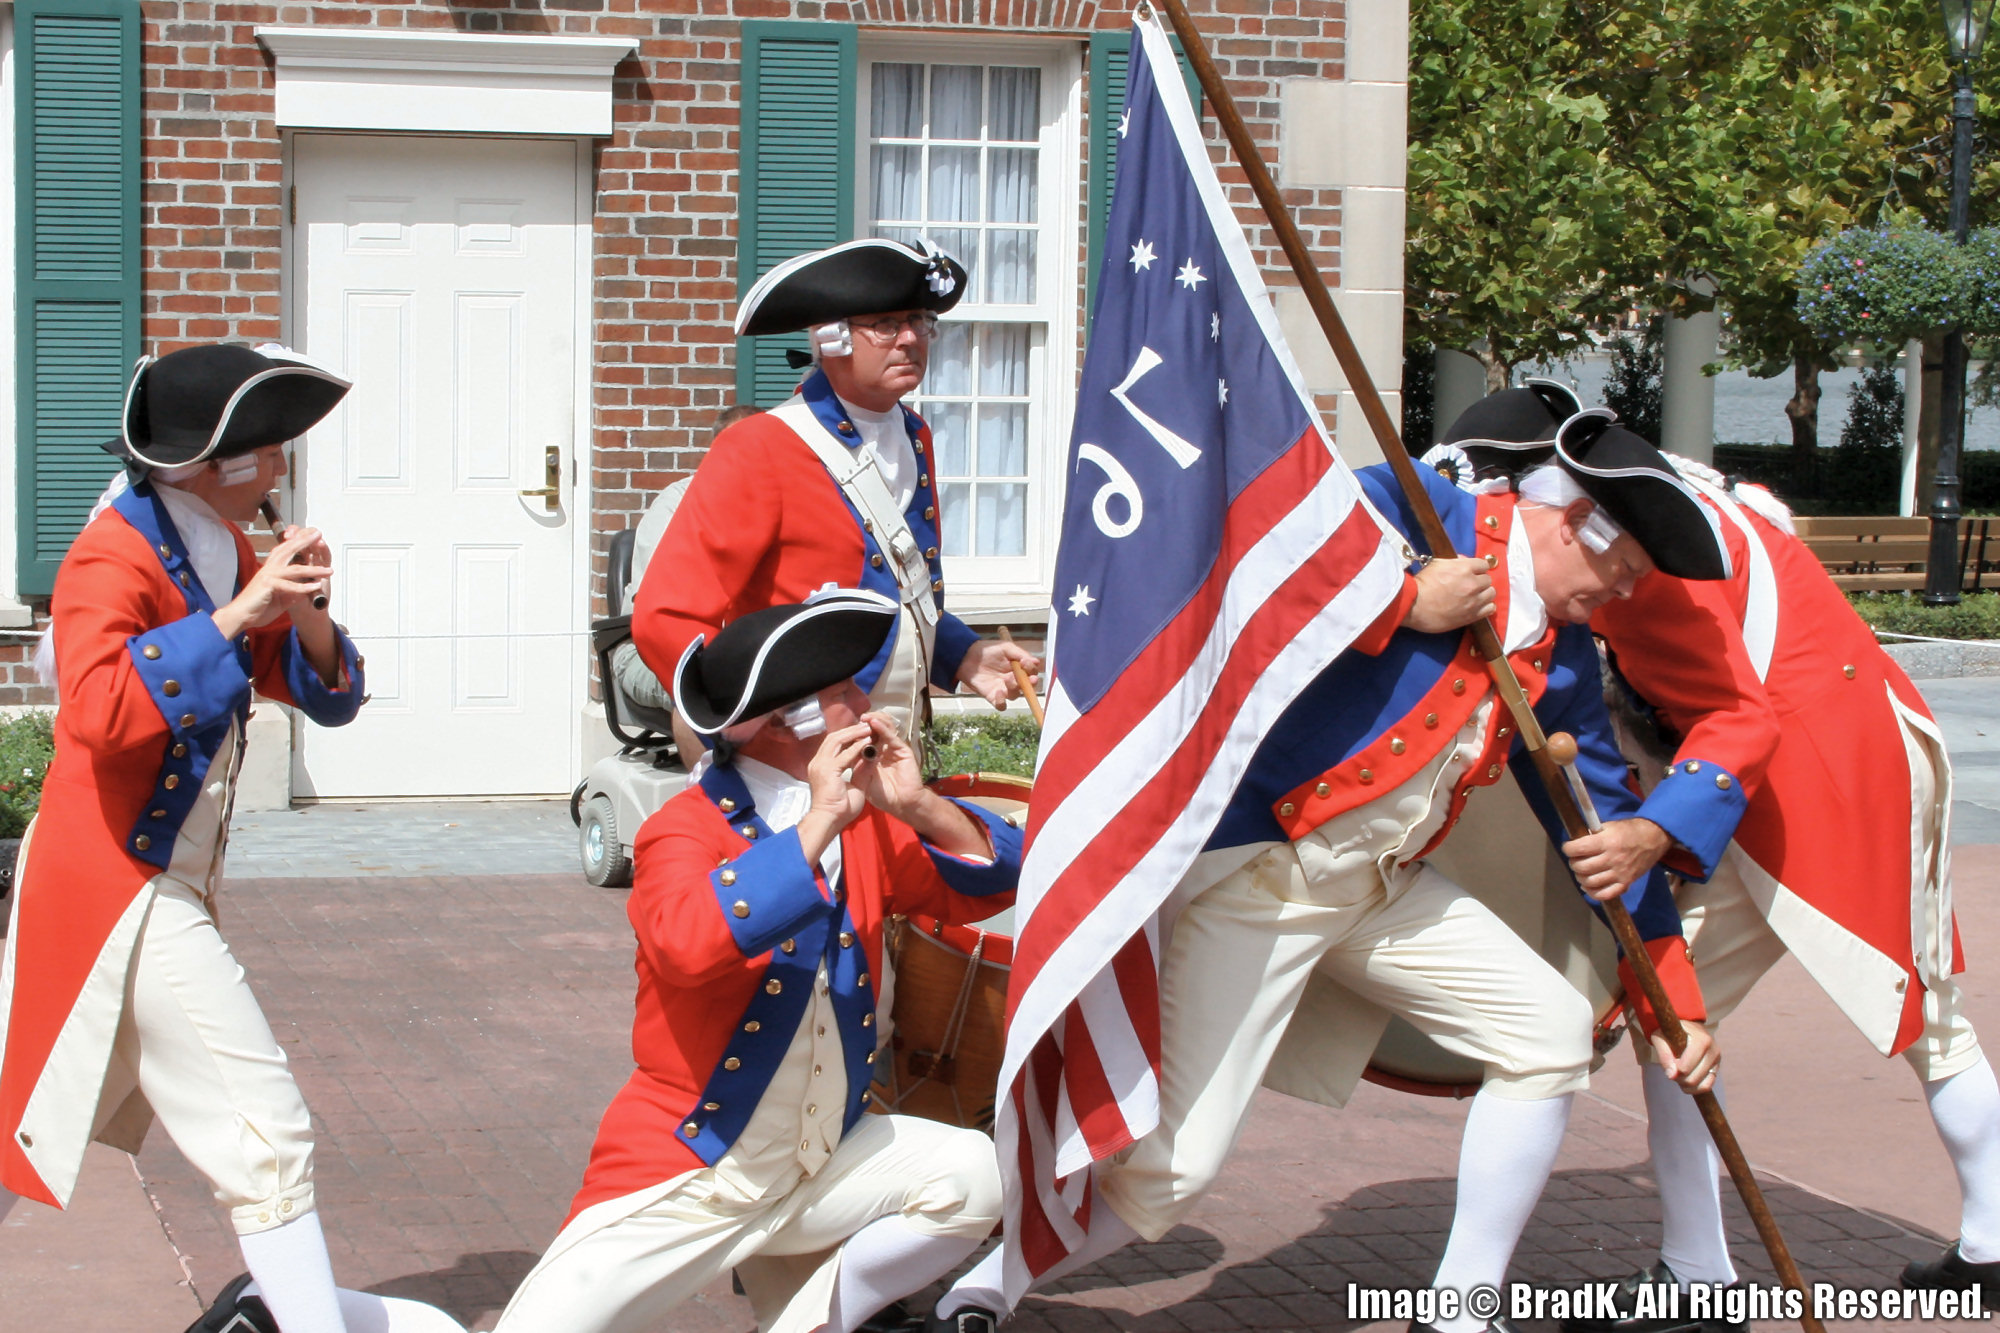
[927,711,1040,780]
[1798,224,1966,343]
[1603,318,1664,443]
[0,711,56,839]
[1849,591,2000,639]
[1403,340,1436,452]
[1840,361,1907,452]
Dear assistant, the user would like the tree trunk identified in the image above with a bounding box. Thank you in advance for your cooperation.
[1473,341,1511,395]
[1785,350,1820,459]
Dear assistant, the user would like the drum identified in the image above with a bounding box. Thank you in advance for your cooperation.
[871,772,1028,1130]
[1361,770,1628,1098]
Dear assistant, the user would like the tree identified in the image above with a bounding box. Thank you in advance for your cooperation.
[1602,317,1664,442]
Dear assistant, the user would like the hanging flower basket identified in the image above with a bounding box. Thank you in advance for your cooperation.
[1797,224,1967,344]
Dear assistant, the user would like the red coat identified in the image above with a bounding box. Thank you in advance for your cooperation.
[566,761,1020,1222]
[0,485,362,1207]
[1596,486,1956,1055]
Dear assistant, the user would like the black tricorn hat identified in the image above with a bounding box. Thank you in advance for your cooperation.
[1552,410,1731,582]
[103,343,351,470]
[673,588,899,736]
[735,238,968,337]
[1440,378,1581,476]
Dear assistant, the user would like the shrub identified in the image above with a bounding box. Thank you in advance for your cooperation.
[1602,317,1664,444]
[0,711,56,839]
[1849,591,2000,640]
[928,711,1040,780]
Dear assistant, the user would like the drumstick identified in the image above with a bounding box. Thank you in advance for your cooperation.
[1543,733,1602,832]
[997,626,1044,726]
[260,496,329,611]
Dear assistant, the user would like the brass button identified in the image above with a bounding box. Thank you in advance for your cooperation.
[1843,664,1857,679]
[933,580,943,592]
[1531,659,1543,672]
[766,979,783,995]
[745,827,759,840]
[158,544,172,558]
[744,1020,761,1032]
[1684,761,1701,774]
[807,1103,817,1115]
[1895,976,1908,993]
[814,1064,822,1076]
[724,1057,741,1070]
[150,809,166,819]
[143,644,161,660]
[919,474,929,487]
[781,938,796,954]
[866,1050,876,1064]
[858,972,870,987]
[1484,516,1499,530]
[163,680,181,697]
[871,554,884,568]
[1715,774,1732,790]
[1314,782,1331,798]
[861,1091,871,1105]
[839,420,856,434]
[1486,764,1501,779]
[180,713,197,728]
[924,507,936,521]
[703,1101,720,1111]
[802,1140,812,1151]
[1359,769,1375,784]
[173,744,187,757]
[720,869,737,886]
[719,797,736,813]
[925,547,937,560]
[355,655,365,668]
[164,775,180,790]
[817,1025,826,1036]
[1484,554,1498,568]
[862,1013,874,1027]
[1389,738,1406,755]
[134,835,151,851]
[683,1122,699,1138]
[1451,680,1465,695]
[1279,801,1296,817]
[1498,726,1510,738]
[839,931,854,947]
[1424,713,1439,729]
[732,900,749,917]
[178,571,191,586]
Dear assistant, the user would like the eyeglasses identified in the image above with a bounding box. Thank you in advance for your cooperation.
[848,312,941,343]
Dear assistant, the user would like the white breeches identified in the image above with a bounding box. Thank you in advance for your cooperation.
[1099,847,1592,1241]
[493,1113,1000,1333]
[94,879,316,1234]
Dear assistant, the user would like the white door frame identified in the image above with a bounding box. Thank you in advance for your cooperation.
[279,128,597,798]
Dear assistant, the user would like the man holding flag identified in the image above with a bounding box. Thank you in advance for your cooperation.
[929,16,1727,1333]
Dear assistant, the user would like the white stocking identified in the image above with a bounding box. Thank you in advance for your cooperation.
[828,1214,986,1333]
[1925,1056,2000,1263]
[243,1280,468,1333]
[934,1187,1139,1319]
[236,1212,349,1333]
[1430,1090,1573,1333]
[1643,1062,1736,1285]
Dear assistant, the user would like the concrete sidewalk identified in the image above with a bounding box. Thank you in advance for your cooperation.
[6,676,2000,1331]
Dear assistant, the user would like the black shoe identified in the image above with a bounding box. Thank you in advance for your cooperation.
[858,1300,926,1333]
[184,1275,280,1333]
[1902,1240,2000,1299]
[926,1307,1001,1333]
[1411,1318,1522,1333]
[1560,1261,1746,1333]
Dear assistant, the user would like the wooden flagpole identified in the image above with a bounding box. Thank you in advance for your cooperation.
[1139,1,1823,1325]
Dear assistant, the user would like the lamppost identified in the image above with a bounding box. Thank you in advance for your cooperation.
[1928,0,1998,604]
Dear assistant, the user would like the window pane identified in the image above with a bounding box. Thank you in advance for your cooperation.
[977,403,1027,476]
[984,229,1036,305]
[930,66,982,139]
[926,322,973,396]
[928,147,980,222]
[989,67,1040,142]
[930,228,978,299]
[872,63,923,138]
[871,145,921,222]
[873,224,923,249]
[941,481,973,557]
[979,324,1030,397]
[976,483,1027,556]
[929,401,972,475]
[987,149,1037,223]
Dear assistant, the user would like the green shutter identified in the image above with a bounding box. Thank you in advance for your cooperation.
[1086,31,1201,317]
[14,0,140,597]
[735,20,856,408]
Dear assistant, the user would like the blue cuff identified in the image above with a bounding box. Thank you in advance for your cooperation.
[1636,758,1748,882]
[284,627,365,726]
[710,827,837,957]
[932,613,981,692]
[924,798,1024,898]
[127,615,250,736]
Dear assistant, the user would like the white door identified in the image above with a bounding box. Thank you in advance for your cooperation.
[291,134,584,797]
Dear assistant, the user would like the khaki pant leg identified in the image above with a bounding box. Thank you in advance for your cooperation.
[119,883,317,1233]
[1633,855,1787,1065]
[1317,865,1594,1099]
[1099,846,1359,1241]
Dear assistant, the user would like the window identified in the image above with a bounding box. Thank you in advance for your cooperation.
[858,42,1080,608]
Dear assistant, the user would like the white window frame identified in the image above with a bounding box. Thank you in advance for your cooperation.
[855,36,1082,614]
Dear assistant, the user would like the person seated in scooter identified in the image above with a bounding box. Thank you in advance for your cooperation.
[494,588,1021,1333]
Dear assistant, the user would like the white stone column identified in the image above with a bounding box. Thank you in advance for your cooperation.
[1660,307,1720,463]
[1903,338,1925,516]
[1432,348,1487,443]
[1273,0,1409,473]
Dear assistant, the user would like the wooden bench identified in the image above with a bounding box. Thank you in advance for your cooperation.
[1793,515,1994,593]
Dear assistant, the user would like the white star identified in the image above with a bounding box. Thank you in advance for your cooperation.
[1068,584,1096,617]
[1218,379,1229,407]
[1176,260,1207,290]
[1210,312,1221,341]
[1129,240,1157,273]
[1118,106,1132,139]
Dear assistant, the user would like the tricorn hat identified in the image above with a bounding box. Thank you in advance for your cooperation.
[673,588,899,736]
[103,343,351,470]
[1439,378,1581,473]
[734,238,968,337]
[1551,410,1731,581]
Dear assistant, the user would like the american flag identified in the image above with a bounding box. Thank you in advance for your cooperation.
[994,12,1410,1294]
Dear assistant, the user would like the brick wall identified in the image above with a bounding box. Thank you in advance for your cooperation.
[3,0,1348,712]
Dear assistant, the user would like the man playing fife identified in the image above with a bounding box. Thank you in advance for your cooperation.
[495,588,1021,1333]
[1438,386,2000,1329]
[633,238,1037,748]
[935,410,1727,1333]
